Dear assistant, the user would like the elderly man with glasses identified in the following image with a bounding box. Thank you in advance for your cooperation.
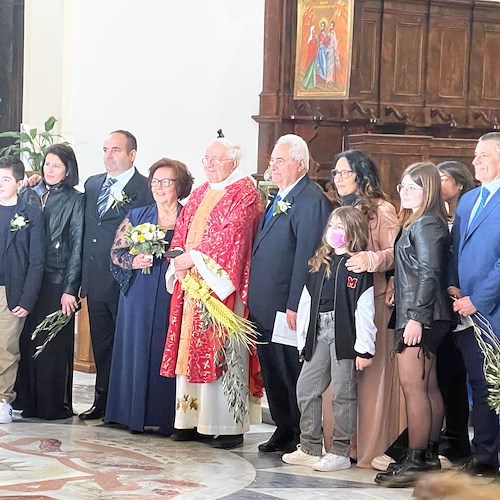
[160,137,263,449]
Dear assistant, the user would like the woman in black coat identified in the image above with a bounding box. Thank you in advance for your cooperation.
[14,143,84,420]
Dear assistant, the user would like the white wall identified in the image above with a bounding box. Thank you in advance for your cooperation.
[23,0,265,185]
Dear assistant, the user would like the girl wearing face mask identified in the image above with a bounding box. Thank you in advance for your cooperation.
[282,206,377,472]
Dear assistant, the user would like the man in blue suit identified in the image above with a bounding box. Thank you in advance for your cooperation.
[248,134,332,452]
[449,131,500,477]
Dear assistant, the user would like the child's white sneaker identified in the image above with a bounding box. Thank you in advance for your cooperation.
[313,453,351,471]
[0,399,13,424]
[282,445,321,466]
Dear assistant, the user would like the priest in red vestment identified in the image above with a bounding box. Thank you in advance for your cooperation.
[160,138,263,449]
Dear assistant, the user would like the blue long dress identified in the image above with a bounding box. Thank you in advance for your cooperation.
[105,204,176,434]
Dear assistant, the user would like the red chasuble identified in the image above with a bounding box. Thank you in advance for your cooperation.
[160,177,263,396]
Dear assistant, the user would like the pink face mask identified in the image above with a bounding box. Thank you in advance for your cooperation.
[326,228,346,248]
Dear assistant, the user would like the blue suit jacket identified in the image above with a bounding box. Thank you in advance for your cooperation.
[3,198,45,311]
[451,186,500,335]
[248,175,333,338]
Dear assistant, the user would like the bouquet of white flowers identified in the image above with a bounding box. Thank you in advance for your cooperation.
[125,222,167,274]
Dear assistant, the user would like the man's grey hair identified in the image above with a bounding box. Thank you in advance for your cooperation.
[479,132,500,155]
[275,134,310,170]
[207,138,242,165]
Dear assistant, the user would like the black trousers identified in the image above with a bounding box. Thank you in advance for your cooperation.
[87,292,119,409]
[257,337,302,442]
[436,330,471,461]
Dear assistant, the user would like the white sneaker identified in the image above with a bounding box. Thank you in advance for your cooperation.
[313,453,351,471]
[371,453,396,471]
[282,446,321,466]
[0,399,13,424]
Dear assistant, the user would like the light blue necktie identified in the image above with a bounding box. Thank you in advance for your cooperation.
[264,194,281,225]
[97,177,117,217]
[470,187,490,225]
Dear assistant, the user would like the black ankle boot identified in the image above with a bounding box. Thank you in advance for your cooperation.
[425,441,441,470]
[374,449,427,488]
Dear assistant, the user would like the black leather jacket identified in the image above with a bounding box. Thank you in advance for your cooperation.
[394,214,454,331]
[21,182,84,296]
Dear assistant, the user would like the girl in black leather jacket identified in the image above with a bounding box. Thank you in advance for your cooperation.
[15,144,84,420]
[375,163,454,488]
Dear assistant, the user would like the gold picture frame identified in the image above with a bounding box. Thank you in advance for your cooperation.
[294,0,354,100]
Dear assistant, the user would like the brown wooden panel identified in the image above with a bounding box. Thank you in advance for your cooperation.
[393,24,424,97]
[483,31,500,100]
[425,1,472,127]
[349,0,382,105]
[347,133,476,205]
[359,20,378,95]
[468,1,500,128]
[379,1,428,125]
[438,30,468,99]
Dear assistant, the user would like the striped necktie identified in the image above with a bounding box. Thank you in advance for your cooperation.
[470,187,490,225]
[264,194,281,225]
[97,177,117,217]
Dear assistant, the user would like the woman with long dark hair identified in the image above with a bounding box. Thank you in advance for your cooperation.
[327,150,403,468]
[15,143,84,420]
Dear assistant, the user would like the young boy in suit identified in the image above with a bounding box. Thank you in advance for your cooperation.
[0,156,45,423]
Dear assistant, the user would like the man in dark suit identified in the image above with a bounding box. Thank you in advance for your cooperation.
[248,134,332,452]
[449,131,500,476]
[79,130,153,420]
[0,156,45,423]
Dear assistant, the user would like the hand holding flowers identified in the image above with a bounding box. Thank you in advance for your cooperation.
[125,222,168,274]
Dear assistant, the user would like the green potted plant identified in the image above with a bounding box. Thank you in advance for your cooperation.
[0,116,64,173]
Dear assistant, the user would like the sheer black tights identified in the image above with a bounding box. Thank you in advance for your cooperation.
[397,349,444,450]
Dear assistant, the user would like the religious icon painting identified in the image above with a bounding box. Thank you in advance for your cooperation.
[294,0,354,99]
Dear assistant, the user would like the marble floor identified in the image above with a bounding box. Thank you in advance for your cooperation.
[0,372,495,499]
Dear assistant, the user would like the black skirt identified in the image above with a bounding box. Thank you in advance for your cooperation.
[394,320,451,357]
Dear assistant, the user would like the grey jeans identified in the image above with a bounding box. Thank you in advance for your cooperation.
[296,310,356,457]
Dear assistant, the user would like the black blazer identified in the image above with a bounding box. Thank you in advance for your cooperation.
[3,198,45,311]
[248,175,332,338]
[81,168,153,299]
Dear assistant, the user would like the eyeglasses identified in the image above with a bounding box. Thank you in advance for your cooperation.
[151,177,176,187]
[202,156,232,166]
[331,169,355,179]
[396,184,424,193]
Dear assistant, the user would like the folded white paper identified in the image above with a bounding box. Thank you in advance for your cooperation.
[271,311,298,347]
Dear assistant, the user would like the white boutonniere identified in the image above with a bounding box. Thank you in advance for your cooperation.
[273,199,292,217]
[10,213,30,231]
[111,190,132,210]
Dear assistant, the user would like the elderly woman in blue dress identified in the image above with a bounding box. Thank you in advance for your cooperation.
[105,158,193,434]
